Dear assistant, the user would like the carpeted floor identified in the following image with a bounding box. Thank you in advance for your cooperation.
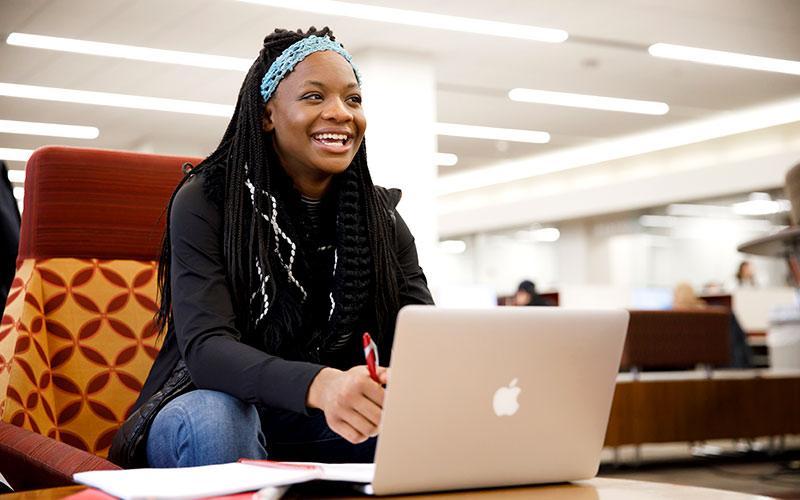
[598,440,800,499]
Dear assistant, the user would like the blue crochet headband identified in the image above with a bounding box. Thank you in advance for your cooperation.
[260,35,362,102]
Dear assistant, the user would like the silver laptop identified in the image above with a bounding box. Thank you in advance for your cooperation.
[369,305,629,495]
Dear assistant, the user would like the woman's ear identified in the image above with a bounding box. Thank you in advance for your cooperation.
[262,104,275,133]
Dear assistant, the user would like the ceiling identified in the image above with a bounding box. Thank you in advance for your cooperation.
[2,0,799,191]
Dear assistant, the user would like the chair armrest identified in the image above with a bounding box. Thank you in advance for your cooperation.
[0,421,121,491]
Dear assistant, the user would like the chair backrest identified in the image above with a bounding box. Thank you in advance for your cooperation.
[620,309,731,371]
[0,146,199,457]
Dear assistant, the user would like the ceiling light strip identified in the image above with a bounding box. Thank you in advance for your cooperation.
[508,88,669,115]
[0,119,99,139]
[0,84,538,145]
[0,148,34,162]
[237,0,568,42]
[435,152,458,166]
[436,122,550,144]
[649,43,800,76]
[0,83,234,117]
[7,33,251,71]
[438,95,800,195]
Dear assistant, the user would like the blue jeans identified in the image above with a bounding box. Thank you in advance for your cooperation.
[146,389,376,467]
[146,390,267,467]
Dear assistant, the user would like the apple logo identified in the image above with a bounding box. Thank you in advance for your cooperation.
[492,378,521,416]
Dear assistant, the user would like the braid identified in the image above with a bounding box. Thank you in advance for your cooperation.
[155,26,403,361]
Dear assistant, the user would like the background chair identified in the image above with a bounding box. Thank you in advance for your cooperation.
[0,146,198,490]
[620,309,731,375]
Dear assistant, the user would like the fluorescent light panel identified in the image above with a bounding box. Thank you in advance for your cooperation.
[7,33,251,71]
[649,43,800,76]
[508,88,669,115]
[13,187,24,201]
[7,169,25,183]
[439,240,467,254]
[435,152,458,166]
[732,193,790,216]
[0,148,34,162]
[0,83,234,117]
[238,0,568,42]
[436,122,550,144]
[0,84,536,146]
[439,95,800,195]
[0,119,99,139]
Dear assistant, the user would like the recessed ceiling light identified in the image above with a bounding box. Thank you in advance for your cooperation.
[0,147,34,162]
[435,122,550,144]
[435,153,458,167]
[508,88,669,115]
[649,43,800,76]
[0,119,99,139]
[237,0,568,42]
[7,33,251,71]
[0,83,234,117]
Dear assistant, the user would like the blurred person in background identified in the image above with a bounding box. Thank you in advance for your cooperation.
[672,282,707,309]
[735,261,757,288]
[513,280,551,306]
[672,282,751,368]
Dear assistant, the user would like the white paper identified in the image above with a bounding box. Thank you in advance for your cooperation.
[283,462,375,483]
[73,462,318,500]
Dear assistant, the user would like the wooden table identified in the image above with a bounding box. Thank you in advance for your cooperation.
[2,478,776,499]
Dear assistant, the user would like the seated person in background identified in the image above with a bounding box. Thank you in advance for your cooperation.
[513,280,551,306]
[672,282,707,309]
[671,282,752,368]
[735,260,758,288]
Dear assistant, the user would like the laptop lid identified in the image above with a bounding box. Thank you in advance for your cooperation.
[371,306,629,496]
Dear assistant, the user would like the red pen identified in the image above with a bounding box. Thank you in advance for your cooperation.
[362,332,380,383]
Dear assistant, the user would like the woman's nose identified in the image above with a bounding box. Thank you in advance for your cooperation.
[321,98,353,122]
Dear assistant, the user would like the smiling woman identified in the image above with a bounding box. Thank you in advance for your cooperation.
[108,27,434,469]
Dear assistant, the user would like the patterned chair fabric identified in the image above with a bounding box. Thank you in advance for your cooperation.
[0,146,197,461]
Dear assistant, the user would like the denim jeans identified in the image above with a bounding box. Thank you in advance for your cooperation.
[146,389,376,467]
[146,389,268,467]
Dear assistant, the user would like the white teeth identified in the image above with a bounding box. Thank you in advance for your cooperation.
[314,133,348,143]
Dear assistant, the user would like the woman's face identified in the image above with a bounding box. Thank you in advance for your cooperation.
[263,50,366,192]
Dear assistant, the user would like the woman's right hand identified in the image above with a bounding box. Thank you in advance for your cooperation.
[306,366,388,444]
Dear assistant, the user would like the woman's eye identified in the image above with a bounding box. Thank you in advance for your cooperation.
[302,93,323,100]
[348,95,362,104]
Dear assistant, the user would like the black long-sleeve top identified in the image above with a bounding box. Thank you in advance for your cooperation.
[132,171,434,416]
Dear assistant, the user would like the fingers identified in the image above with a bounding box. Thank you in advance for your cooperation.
[330,417,369,444]
[340,405,379,441]
[377,367,390,386]
[323,367,386,442]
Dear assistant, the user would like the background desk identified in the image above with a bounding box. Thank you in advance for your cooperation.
[3,478,775,499]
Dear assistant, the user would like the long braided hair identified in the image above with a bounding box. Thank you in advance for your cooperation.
[155,27,402,361]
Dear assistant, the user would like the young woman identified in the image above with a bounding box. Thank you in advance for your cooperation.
[109,27,433,468]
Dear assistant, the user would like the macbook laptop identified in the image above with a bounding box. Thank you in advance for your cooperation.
[367,305,629,495]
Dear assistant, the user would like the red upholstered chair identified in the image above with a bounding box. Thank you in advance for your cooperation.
[0,146,198,490]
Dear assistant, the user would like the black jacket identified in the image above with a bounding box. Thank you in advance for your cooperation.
[110,171,433,467]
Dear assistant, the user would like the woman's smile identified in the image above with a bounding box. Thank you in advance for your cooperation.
[311,129,354,153]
